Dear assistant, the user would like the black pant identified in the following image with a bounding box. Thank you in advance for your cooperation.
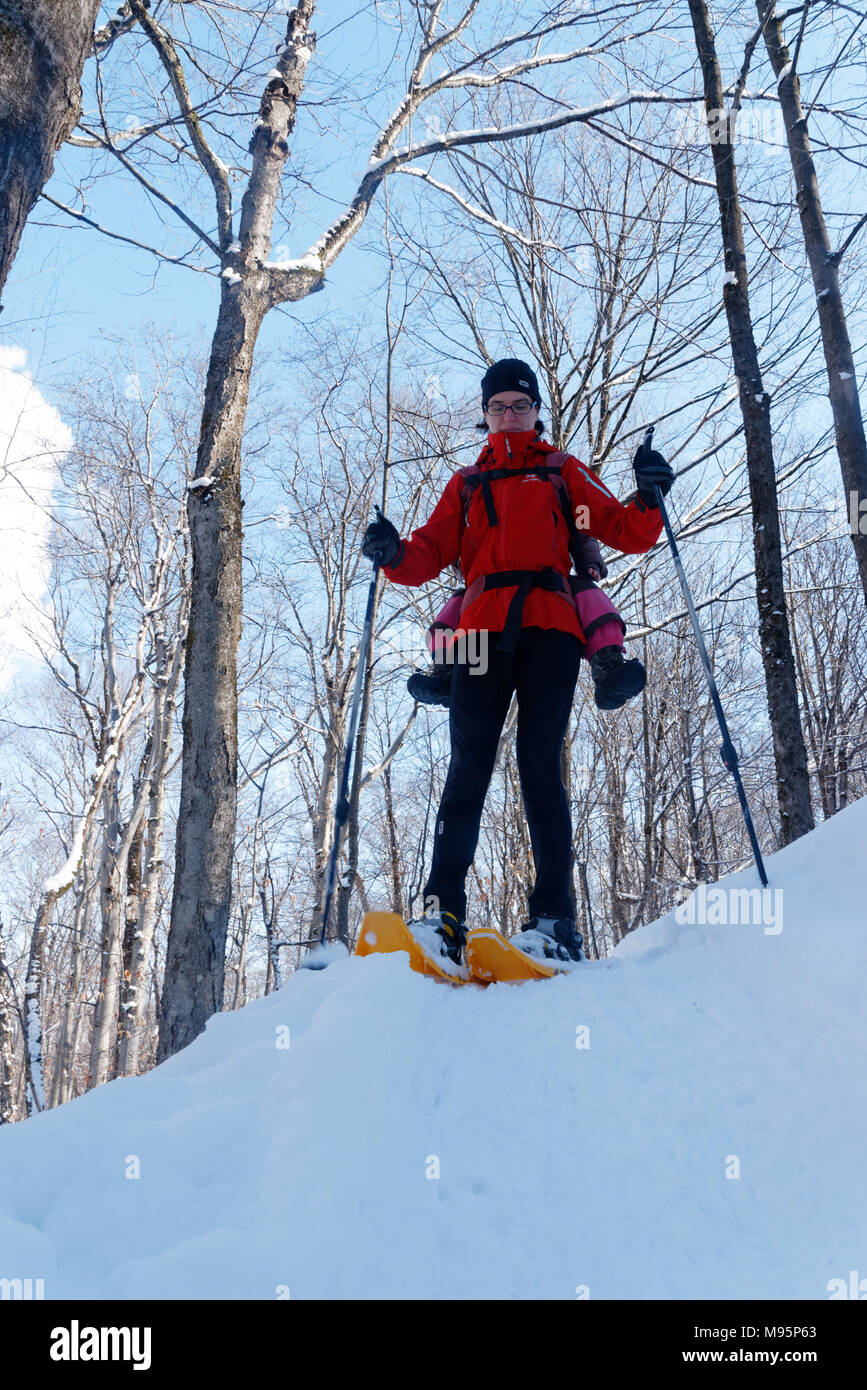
[423,626,581,923]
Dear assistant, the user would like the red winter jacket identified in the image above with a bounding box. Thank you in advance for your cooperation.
[383,430,662,640]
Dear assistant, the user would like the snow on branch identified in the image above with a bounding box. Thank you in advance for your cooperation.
[364,91,675,180]
[435,42,594,90]
[395,167,564,250]
[92,0,140,56]
[359,707,418,791]
[311,90,690,277]
[43,822,86,897]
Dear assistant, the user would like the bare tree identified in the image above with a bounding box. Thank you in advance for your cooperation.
[11,342,191,1109]
[686,0,814,845]
[755,0,867,604]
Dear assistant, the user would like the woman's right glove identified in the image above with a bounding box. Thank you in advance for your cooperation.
[633,440,674,508]
[362,506,401,566]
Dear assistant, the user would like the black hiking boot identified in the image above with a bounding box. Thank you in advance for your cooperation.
[517,916,584,964]
[408,910,467,965]
[590,645,646,710]
[407,661,452,708]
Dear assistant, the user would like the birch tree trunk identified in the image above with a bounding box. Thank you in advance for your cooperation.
[119,600,186,1074]
[0,0,101,304]
[25,865,80,1114]
[756,0,867,605]
[119,805,143,1036]
[382,764,403,914]
[0,911,17,1124]
[48,862,94,1107]
[687,0,814,845]
[89,772,125,1089]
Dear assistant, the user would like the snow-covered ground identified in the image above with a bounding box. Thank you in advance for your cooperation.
[2,798,866,1299]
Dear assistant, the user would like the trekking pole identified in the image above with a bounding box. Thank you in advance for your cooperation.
[645,427,769,888]
[304,541,382,968]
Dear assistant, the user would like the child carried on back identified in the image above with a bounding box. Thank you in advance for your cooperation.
[407,533,646,711]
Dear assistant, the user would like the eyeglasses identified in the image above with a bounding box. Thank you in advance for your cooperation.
[485,400,536,416]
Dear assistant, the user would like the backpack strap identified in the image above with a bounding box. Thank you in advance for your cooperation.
[458,447,578,533]
[459,449,591,572]
[462,567,574,654]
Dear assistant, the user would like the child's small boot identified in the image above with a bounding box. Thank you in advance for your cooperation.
[407,660,452,708]
[590,645,646,710]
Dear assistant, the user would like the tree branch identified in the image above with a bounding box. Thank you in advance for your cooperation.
[128,0,233,250]
[39,190,208,268]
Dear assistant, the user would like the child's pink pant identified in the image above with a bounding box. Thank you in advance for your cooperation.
[429,586,623,658]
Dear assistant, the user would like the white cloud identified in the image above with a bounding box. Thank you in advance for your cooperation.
[0,347,71,690]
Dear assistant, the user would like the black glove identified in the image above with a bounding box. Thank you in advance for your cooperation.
[633,441,674,508]
[362,507,401,566]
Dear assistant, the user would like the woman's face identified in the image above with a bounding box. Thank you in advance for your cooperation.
[483,390,539,434]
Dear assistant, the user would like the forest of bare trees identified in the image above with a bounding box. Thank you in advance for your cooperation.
[1,0,865,1121]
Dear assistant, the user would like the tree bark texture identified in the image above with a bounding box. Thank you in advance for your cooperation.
[756,0,867,605]
[156,285,264,1060]
[119,634,182,1075]
[155,0,318,1060]
[687,0,814,845]
[0,0,101,304]
[0,913,17,1124]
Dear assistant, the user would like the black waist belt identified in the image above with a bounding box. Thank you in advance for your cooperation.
[460,567,573,654]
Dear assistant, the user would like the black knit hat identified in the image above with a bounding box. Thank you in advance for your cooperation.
[481,358,540,407]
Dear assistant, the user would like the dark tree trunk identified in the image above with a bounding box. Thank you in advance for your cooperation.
[0,0,101,305]
[153,0,318,1061]
[156,284,265,1061]
[756,0,867,606]
[687,0,814,845]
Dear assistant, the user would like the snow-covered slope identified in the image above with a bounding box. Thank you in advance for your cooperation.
[2,800,866,1299]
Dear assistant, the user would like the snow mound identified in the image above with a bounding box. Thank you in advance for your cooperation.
[2,799,866,1299]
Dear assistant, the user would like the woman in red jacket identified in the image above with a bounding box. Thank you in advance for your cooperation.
[362,359,673,966]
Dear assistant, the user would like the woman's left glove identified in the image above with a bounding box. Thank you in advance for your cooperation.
[362,506,401,566]
[633,442,674,508]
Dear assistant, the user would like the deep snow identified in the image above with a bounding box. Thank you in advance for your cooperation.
[1,798,866,1299]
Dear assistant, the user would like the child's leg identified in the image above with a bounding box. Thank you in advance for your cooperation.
[572,584,626,657]
[572,580,645,709]
[433,591,465,641]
